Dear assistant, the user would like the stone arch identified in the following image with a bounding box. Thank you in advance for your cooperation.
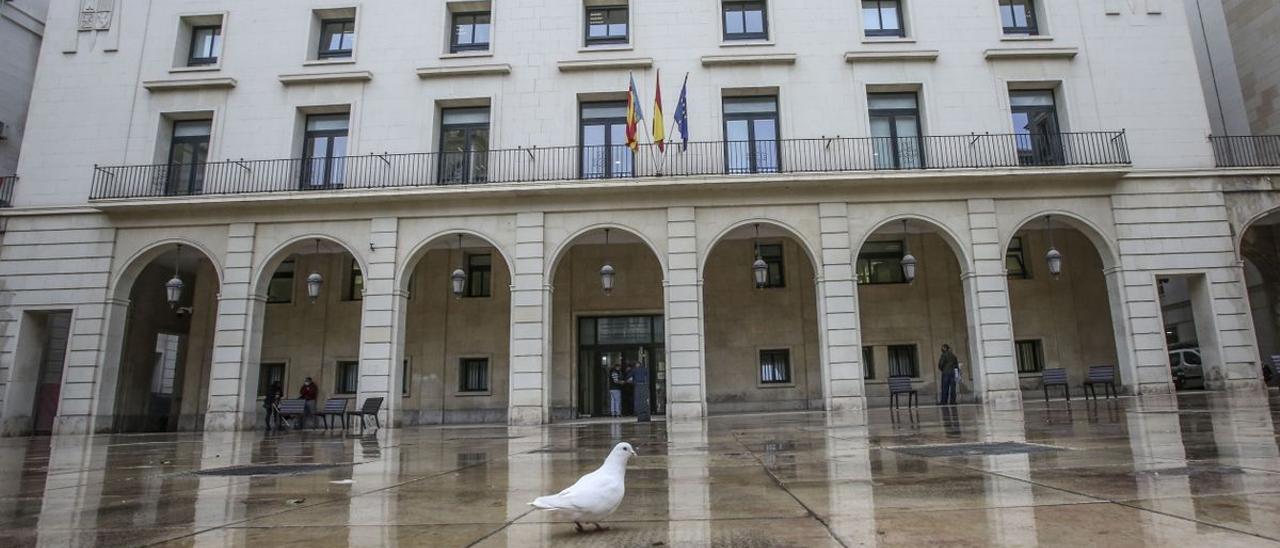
[699,218,822,277]
[110,238,223,302]
[1002,209,1120,270]
[398,229,517,294]
[546,222,667,280]
[250,234,371,300]
[855,214,973,276]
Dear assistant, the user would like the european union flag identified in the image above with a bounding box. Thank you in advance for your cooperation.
[673,73,690,152]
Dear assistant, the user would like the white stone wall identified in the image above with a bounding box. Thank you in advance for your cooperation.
[0,0,48,174]
[13,0,1218,207]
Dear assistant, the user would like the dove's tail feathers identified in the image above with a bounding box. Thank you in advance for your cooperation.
[529,495,565,510]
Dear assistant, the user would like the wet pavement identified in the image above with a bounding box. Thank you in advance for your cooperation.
[1,390,1279,547]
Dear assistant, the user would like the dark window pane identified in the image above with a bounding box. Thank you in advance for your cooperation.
[452,12,492,51]
[258,363,285,397]
[319,19,355,58]
[347,258,364,300]
[1015,340,1044,373]
[857,240,907,284]
[887,345,918,377]
[460,358,490,392]
[1006,236,1029,278]
[336,361,359,394]
[758,243,785,288]
[863,346,876,379]
[723,96,780,174]
[189,26,222,65]
[439,108,491,183]
[760,349,791,384]
[268,259,295,303]
[466,253,492,298]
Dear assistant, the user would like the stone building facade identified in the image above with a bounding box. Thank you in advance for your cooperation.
[0,0,1276,435]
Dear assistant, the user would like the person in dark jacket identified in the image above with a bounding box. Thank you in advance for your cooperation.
[937,345,959,405]
[608,363,624,417]
[264,381,284,430]
[299,377,318,429]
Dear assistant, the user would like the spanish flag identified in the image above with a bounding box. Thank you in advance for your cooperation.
[626,73,644,152]
[652,70,666,153]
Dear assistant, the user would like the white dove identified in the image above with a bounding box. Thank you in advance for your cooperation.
[528,442,636,532]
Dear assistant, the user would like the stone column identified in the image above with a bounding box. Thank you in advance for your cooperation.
[1104,266,1141,392]
[357,217,400,426]
[964,199,1021,406]
[205,223,257,431]
[665,207,705,420]
[510,212,549,425]
[817,202,863,411]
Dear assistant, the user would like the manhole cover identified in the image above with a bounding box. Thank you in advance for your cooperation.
[889,442,1063,457]
[193,463,342,477]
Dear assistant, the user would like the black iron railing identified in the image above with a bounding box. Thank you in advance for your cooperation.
[0,176,15,208]
[89,131,1130,200]
[1211,135,1280,168]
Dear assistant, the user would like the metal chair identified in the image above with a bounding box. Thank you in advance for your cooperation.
[275,399,307,429]
[1083,365,1117,400]
[887,376,918,409]
[319,398,350,430]
[346,397,384,433]
[1041,368,1070,402]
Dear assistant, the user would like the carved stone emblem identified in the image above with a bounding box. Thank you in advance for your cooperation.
[77,0,115,31]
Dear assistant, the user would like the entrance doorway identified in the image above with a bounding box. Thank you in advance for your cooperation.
[577,315,665,418]
[1158,275,1222,390]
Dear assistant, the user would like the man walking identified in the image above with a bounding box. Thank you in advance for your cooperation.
[937,344,959,405]
[608,362,624,417]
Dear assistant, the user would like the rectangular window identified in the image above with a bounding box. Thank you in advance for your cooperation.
[318,18,356,58]
[723,95,780,174]
[759,349,791,384]
[188,25,222,65]
[336,360,359,394]
[887,344,919,377]
[723,1,768,41]
[257,362,285,397]
[862,0,904,37]
[439,107,490,184]
[346,258,364,301]
[580,102,633,179]
[999,0,1039,35]
[267,259,295,303]
[466,253,492,298]
[1007,236,1029,279]
[1010,90,1062,166]
[586,6,628,44]
[756,243,785,288]
[167,119,212,196]
[460,358,490,393]
[1015,340,1044,373]
[451,12,492,52]
[301,113,350,189]
[868,92,923,169]
[857,240,907,284]
[863,346,876,380]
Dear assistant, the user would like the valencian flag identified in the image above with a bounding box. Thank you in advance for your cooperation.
[652,70,666,152]
[673,73,690,151]
[626,73,645,152]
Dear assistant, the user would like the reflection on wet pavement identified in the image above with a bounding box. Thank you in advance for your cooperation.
[0,391,1278,547]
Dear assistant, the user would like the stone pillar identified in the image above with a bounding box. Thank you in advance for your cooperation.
[1113,266,1176,394]
[88,298,129,434]
[817,202,863,411]
[664,207,705,420]
[964,199,1021,406]
[358,217,400,426]
[1104,266,1141,392]
[509,212,549,425]
[205,223,257,431]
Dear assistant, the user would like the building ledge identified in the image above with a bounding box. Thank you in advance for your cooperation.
[984,47,1078,60]
[701,53,797,67]
[844,50,939,63]
[416,64,512,79]
[278,70,373,86]
[557,57,654,72]
[142,77,238,92]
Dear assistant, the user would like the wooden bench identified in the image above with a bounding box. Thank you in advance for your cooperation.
[346,397,384,432]
[887,376,917,409]
[1042,368,1070,402]
[275,399,307,429]
[319,398,350,430]
[1083,365,1117,400]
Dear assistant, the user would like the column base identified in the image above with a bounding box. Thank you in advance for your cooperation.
[667,401,705,421]
[204,410,252,432]
[1135,381,1175,395]
[827,395,866,412]
[977,389,1023,410]
[0,416,32,437]
[508,406,546,426]
[53,415,93,435]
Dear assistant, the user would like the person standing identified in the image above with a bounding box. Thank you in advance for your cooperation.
[299,377,318,429]
[264,381,284,431]
[937,345,959,405]
[608,362,624,418]
[629,360,651,423]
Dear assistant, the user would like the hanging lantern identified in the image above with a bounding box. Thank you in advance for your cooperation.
[451,234,466,298]
[752,223,769,289]
[166,244,184,309]
[600,228,616,295]
[900,219,917,283]
[307,239,323,303]
[601,263,616,295]
[1045,216,1063,278]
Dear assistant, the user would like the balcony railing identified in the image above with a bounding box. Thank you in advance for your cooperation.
[1211,135,1280,168]
[89,131,1130,200]
[0,176,15,208]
